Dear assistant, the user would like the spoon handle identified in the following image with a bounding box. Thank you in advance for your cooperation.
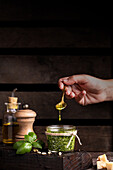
[61,88,65,102]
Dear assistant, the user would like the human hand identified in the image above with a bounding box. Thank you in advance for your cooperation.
[58,74,107,106]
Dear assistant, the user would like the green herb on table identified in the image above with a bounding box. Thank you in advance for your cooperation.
[13,132,44,154]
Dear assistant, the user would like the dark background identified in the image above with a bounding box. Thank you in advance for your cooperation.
[0,1,112,151]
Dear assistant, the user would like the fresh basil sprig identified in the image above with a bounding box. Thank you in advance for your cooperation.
[13,132,44,154]
[16,142,32,154]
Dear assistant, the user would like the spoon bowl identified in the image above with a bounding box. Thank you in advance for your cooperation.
[55,88,67,111]
[56,101,67,111]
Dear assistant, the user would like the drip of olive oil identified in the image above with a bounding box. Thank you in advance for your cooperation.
[56,104,64,122]
[2,122,19,144]
[59,110,61,121]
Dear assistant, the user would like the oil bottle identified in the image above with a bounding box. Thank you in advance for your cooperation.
[2,89,21,144]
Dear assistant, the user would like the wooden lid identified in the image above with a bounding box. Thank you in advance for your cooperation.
[15,109,36,118]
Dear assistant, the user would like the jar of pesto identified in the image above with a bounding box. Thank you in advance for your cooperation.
[45,125,81,152]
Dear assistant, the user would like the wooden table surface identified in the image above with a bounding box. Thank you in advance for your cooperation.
[0,142,113,170]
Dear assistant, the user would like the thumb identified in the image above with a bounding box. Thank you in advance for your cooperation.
[63,76,76,86]
[63,75,87,86]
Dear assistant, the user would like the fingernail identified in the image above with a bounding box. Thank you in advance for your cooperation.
[82,90,86,95]
[59,83,64,89]
[71,92,75,98]
[63,79,68,82]
[66,90,70,95]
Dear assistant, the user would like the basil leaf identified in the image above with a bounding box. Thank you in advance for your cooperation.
[32,141,42,149]
[37,140,45,148]
[24,135,34,143]
[28,132,37,141]
[13,140,25,150]
[16,142,32,154]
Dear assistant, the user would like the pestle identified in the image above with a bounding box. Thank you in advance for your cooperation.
[15,104,36,141]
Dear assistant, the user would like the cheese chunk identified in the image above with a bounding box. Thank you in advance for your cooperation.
[106,162,113,170]
[97,154,109,162]
[97,160,107,169]
[97,154,109,169]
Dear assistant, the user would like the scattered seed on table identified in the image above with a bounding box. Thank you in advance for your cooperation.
[37,151,41,154]
[33,149,38,152]
[59,152,62,156]
[42,152,47,155]
[48,151,52,155]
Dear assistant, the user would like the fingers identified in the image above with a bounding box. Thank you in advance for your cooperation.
[65,86,72,95]
[65,91,75,99]
[65,85,83,100]
[63,76,76,85]
[58,75,87,105]
[65,90,87,106]
[58,74,87,90]
[75,90,86,105]
[58,75,78,91]
[58,78,76,99]
[63,83,87,106]
[58,76,77,93]
[64,86,75,99]
[58,77,69,90]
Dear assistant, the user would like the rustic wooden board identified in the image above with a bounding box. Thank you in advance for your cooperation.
[0,143,92,170]
[0,56,112,84]
[0,92,112,119]
[0,144,113,169]
[0,27,111,48]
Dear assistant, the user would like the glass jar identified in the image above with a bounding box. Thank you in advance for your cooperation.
[2,102,21,144]
[45,125,77,152]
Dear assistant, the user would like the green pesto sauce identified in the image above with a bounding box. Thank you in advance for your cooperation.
[46,130,75,152]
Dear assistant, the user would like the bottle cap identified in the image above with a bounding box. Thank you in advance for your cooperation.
[7,88,19,109]
[8,97,18,103]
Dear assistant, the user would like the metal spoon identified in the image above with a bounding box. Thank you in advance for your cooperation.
[56,88,67,121]
[56,90,67,110]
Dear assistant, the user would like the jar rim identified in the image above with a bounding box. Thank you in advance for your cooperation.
[46,125,76,131]
[5,102,21,105]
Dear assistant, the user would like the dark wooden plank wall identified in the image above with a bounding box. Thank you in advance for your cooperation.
[0,27,111,48]
[0,2,112,151]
